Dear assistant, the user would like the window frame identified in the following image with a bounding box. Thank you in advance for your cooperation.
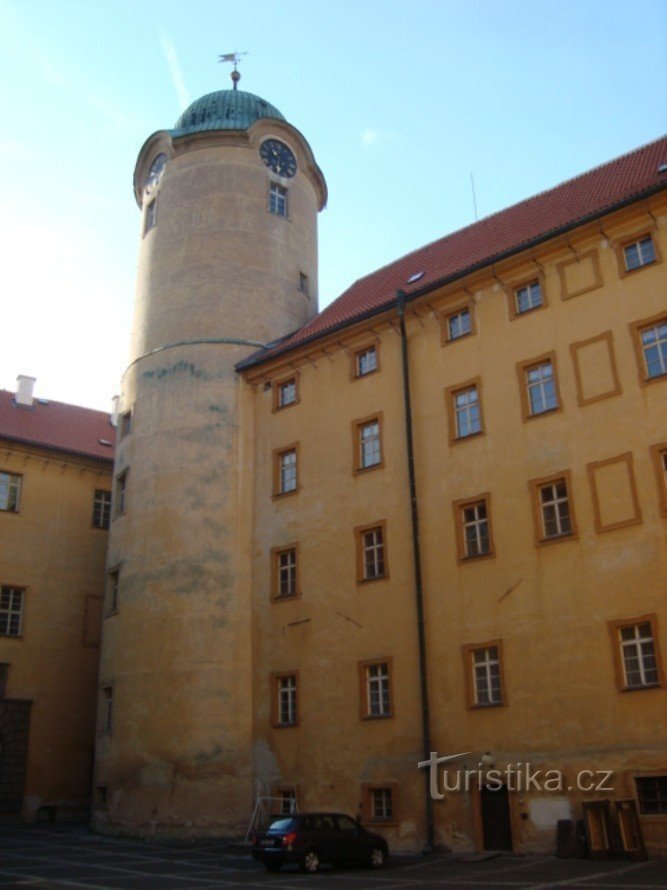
[587,451,642,534]
[569,331,622,407]
[272,375,300,412]
[0,584,26,638]
[352,413,384,474]
[462,639,506,709]
[143,198,157,236]
[268,182,288,218]
[114,470,128,517]
[358,657,393,721]
[453,493,494,563]
[361,782,398,826]
[511,277,545,318]
[445,378,484,444]
[607,614,665,693]
[270,543,300,601]
[101,684,114,734]
[106,566,120,616]
[354,520,389,583]
[440,298,476,345]
[119,409,132,439]
[0,470,22,513]
[516,352,562,420]
[650,443,667,516]
[616,231,661,277]
[271,671,299,728]
[629,313,667,386]
[92,489,112,530]
[272,444,299,498]
[351,342,380,381]
[528,471,577,546]
[634,775,667,819]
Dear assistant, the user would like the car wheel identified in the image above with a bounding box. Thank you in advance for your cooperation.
[368,846,386,868]
[300,849,320,873]
[264,862,282,872]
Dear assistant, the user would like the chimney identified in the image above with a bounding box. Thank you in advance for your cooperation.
[15,375,36,408]
[111,395,120,427]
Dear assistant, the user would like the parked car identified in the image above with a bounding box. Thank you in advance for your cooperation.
[251,812,389,873]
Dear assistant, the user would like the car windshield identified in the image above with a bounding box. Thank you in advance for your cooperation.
[268,818,295,831]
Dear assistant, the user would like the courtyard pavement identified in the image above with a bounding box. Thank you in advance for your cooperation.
[0,823,665,889]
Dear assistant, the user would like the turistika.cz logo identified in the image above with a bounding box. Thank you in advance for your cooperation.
[418,752,615,798]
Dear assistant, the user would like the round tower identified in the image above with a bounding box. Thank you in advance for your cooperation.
[95,80,326,836]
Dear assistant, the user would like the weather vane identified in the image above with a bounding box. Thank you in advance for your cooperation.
[219,51,248,90]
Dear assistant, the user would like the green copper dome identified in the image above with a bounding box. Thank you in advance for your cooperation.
[172,89,286,136]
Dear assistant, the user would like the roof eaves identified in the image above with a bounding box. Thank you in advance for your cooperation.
[0,433,115,464]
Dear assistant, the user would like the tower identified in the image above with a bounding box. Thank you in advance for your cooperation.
[94,77,327,835]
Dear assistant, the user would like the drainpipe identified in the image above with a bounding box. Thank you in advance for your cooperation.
[396,289,434,852]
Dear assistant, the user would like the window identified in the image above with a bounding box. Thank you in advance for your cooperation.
[530,473,576,543]
[446,306,472,342]
[272,545,298,599]
[623,235,656,272]
[143,199,157,235]
[93,490,112,530]
[276,788,298,815]
[355,522,387,581]
[361,786,396,824]
[454,495,493,561]
[0,586,24,637]
[636,777,667,815]
[469,645,503,706]
[353,344,379,379]
[107,569,120,614]
[272,673,298,727]
[102,685,113,733]
[299,272,309,296]
[639,321,667,380]
[515,280,543,314]
[359,659,392,719]
[274,377,297,410]
[114,471,128,516]
[269,183,288,217]
[651,444,667,516]
[608,615,664,691]
[447,381,483,442]
[0,471,21,512]
[274,446,298,496]
[353,415,383,472]
[517,354,560,418]
[119,410,132,438]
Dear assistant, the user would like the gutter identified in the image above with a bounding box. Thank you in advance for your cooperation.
[396,288,434,853]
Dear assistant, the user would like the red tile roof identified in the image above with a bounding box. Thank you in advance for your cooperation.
[0,390,116,462]
[240,135,667,369]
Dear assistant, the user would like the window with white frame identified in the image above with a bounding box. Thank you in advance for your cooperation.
[362,526,385,579]
[278,449,297,494]
[639,321,667,380]
[0,472,21,513]
[619,623,659,688]
[447,307,472,341]
[454,386,482,438]
[461,501,490,558]
[279,788,298,814]
[269,183,288,217]
[114,471,128,515]
[472,646,502,705]
[355,346,377,377]
[539,478,572,538]
[0,586,24,637]
[366,662,391,717]
[623,235,656,272]
[359,420,381,469]
[515,280,543,314]
[277,674,297,726]
[526,360,558,414]
[278,379,297,408]
[276,547,297,598]
[93,489,112,530]
[120,410,132,439]
[371,788,393,822]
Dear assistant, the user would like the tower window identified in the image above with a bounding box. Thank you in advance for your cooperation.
[299,272,309,296]
[269,183,288,217]
[143,199,157,235]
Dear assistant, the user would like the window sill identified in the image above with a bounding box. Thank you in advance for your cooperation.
[272,488,300,501]
[362,713,393,721]
[620,683,663,693]
[536,532,578,548]
[458,551,494,564]
[354,462,384,476]
[452,431,484,445]
[357,574,389,584]
[469,701,504,710]
[527,406,560,420]
[270,593,301,603]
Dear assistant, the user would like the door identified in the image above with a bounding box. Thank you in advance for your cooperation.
[480,783,513,851]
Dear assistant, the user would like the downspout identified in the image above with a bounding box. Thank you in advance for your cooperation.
[396,289,434,852]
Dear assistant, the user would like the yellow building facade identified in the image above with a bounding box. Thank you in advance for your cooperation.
[0,379,114,820]
[93,75,667,856]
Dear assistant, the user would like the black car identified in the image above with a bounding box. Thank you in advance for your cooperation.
[251,812,389,873]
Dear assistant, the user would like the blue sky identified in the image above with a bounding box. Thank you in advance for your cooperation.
[1,0,665,410]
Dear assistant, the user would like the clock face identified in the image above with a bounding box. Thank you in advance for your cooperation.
[260,139,297,178]
[145,153,167,196]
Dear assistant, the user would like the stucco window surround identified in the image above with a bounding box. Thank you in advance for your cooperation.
[0,470,22,513]
[440,297,476,345]
[516,352,562,420]
[105,566,121,617]
[0,584,26,638]
[614,229,661,278]
[650,443,667,516]
[361,782,398,826]
[462,639,506,708]
[354,520,389,582]
[270,543,300,601]
[445,378,484,444]
[271,671,299,728]
[272,444,299,498]
[508,275,547,319]
[629,314,667,386]
[453,493,495,563]
[272,374,300,412]
[268,182,289,218]
[587,452,642,534]
[350,342,380,381]
[607,614,665,692]
[569,331,622,407]
[556,248,604,301]
[358,657,393,720]
[352,413,384,474]
[92,489,112,530]
[528,471,578,546]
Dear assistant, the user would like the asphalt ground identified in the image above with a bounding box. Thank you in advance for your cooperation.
[1,824,666,889]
